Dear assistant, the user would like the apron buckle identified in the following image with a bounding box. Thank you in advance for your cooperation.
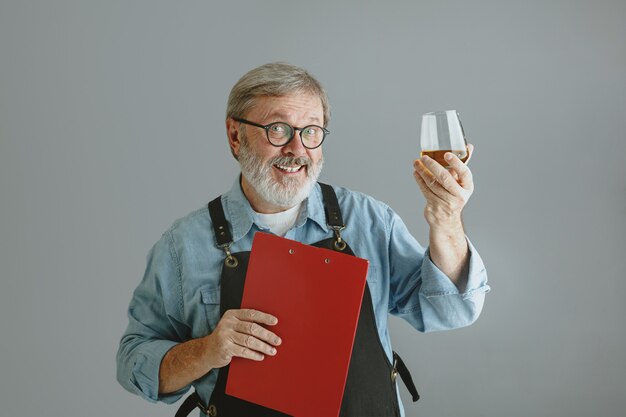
[331,225,347,251]
[219,242,239,268]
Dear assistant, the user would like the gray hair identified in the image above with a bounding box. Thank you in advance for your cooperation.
[226,62,330,127]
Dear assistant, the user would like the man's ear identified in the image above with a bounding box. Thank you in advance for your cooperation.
[226,118,241,160]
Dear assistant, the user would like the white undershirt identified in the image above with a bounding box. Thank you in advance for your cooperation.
[253,203,302,237]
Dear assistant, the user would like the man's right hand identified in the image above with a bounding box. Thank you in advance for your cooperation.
[203,308,282,368]
[159,308,281,394]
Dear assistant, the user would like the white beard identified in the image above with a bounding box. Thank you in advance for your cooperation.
[238,137,324,209]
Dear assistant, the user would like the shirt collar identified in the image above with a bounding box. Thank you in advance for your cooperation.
[298,182,328,233]
[221,177,329,243]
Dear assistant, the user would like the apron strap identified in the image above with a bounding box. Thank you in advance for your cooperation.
[208,196,232,247]
[318,182,344,229]
[208,196,239,267]
[318,183,348,251]
[175,391,209,417]
[394,351,420,402]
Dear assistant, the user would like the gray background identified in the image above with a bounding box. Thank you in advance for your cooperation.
[1,1,624,416]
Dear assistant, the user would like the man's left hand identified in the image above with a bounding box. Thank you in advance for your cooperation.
[412,144,475,229]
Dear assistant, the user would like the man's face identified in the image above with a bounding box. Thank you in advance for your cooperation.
[228,93,325,213]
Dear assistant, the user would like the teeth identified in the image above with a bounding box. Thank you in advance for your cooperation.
[276,165,302,173]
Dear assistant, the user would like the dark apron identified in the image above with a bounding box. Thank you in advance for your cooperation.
[176,183,418,417]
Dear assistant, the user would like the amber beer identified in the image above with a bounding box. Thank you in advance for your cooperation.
[420,147,469,167]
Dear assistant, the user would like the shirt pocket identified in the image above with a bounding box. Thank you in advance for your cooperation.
[200,286,221,333]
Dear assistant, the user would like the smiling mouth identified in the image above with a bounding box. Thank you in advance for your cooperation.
[274,164,305,173]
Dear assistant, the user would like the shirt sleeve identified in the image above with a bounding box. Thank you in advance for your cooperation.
[116,231,191,403]
[386,210,490,333]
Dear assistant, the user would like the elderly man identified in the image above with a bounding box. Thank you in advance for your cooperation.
[117,62,490,417]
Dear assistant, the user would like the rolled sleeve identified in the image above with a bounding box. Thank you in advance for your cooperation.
[416,238,490,331]
[117,339,187,403]
[116,231,191,403]
[386,207,490,332]
[420,237,490,300]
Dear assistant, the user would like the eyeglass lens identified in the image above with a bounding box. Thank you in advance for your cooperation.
[266,122,325,148]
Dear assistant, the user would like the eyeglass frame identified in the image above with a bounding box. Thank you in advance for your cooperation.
[232,117,329,149]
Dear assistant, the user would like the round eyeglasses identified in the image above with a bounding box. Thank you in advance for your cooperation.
[233,118,329,149]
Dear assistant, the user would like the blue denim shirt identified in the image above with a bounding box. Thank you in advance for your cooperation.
[117,180,490,414]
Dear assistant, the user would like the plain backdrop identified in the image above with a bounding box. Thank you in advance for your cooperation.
[1,1,625,416]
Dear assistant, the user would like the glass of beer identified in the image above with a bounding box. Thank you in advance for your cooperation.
[420,110,469,168]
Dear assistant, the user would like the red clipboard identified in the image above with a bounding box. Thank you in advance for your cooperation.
[225,232,369,417]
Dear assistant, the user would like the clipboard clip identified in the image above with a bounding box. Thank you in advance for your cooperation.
[330,225,347,251]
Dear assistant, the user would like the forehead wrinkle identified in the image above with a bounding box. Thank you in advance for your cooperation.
[249,95,323,125]
[268,111,321,124]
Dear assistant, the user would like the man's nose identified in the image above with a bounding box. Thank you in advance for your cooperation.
[281,131,307,156]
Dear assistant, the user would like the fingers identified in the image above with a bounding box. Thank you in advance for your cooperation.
[208,309,282,366]
[415,149,474,191]
[232,332,278,359]
[412,150,475,225]
[413,168,437,199]
[444,150,474,190]
[234,319,282,347]
[231,308,279,326]
[414,157,463,199]
[447,168,460,182]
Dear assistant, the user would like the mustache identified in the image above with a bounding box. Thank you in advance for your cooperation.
[270,155,312,167]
